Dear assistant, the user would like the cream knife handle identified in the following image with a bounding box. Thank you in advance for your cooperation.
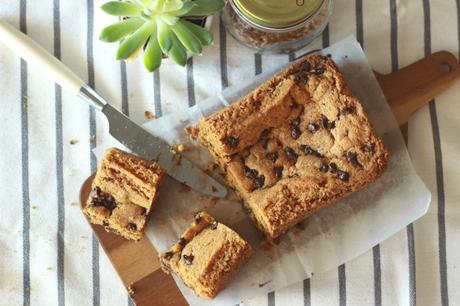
[0,20,107,110]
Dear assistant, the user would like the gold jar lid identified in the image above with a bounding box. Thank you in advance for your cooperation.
[232,0,324,29]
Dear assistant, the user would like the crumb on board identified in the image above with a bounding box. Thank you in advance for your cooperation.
[170,144,185,165]
[69,139,78,145]
[144,111,156,120]
[127,284,135,297]
[259,280,272,287]
[211,186,218,193]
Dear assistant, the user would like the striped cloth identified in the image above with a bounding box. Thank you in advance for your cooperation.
[0,1,458,306]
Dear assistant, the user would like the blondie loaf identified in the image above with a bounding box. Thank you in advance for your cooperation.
[189,55,389,240]
[84,148,166,241]
[159,211,252,299]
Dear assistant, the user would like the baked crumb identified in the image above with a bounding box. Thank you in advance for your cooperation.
[144,111,156,120]
[259,280,272,287]
[69,139,78,145]
[31,205,38,209]
[127,284,135,297]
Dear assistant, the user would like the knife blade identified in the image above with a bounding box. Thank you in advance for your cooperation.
[0,20,227,198]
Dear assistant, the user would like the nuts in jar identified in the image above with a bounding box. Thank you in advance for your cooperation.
[222,0,333,53]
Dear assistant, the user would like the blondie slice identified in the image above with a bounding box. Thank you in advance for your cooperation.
[159,211,252,299]
[189,55,389,240]
[84,147,166,241]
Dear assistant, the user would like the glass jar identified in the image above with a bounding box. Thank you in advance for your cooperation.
[222,0,333,54]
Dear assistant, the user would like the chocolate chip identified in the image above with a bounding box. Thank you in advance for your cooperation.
[300,145,323,157]
[362,143,375,153]
[284,147,298,163]
[291,126,301,139]
[309,66,325,75]
[296,61,311,73]
[329,162,338,173]
[226,136,239,148]
[210,221,218,230]
[307,123,319,133]
[254,175,265,189]
[194,213,202,224]
[326,53,332,58]
[244,166,259,179]
[319,164,329,172]
[290,101,299,109]
[345,151,360,167]
[260,128,271,140]
[178,237,186,246]
[341,107,355,116]
[274,166,283,178]
[183,254,194,265]
[265,152,278,162]
[322,115,335,130]
[91,189,117,212]
[337,170,350,181]
[127,223,137,231]
[291,117,301,127]
[163,252,173,260]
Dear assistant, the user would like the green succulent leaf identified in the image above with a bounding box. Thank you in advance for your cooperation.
[144,36,162,72]
[101,1,143,17]
[100,18,145,42]
[171,2,196,16]
[168,33,187,66]
[181,20,213,45]
[171,20,202,54]
[136,0,154,10]
[162,0,185,12]
[184,0,225,16]
[157,20,173,53]
[117,21,155,60]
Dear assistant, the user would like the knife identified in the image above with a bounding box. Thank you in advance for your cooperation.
[0,20,227,198]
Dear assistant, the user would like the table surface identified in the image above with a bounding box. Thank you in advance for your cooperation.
[1,1,459,305]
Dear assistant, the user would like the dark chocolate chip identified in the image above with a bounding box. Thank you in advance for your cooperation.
[265,152,278,162]
[210,221,218,230]
[337,170,350,181]
[291,126,301,139]
[178,237,186,246]
[327,53,332,58]
[300,144,314,155]
[307,123,319,133]
[290,101,299,109]
[322,116,335,130]
[274,166,283,178]
[183,254,194,265]
[363,143,375,153]
[260,128,271,140]
[345,151,360,167]
[309,66,325,75]
[226,136,239,148]
[254,175,265,189]
[341,107,355,116]
[291,117,301,127]
[319,164,329,172]
[329,162,338,173]
[91,189,117,212]
[244,166,259,179]
[127,223,137,231]
[296,61,311,73]
[163,252,173,260]
[284,147,298,163]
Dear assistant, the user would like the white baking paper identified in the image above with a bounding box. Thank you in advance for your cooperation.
[93,36,431,306]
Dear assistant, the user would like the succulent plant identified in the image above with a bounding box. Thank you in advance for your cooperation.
[100,0,225,72]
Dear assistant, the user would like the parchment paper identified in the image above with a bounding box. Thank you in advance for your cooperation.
[93,36,431,306]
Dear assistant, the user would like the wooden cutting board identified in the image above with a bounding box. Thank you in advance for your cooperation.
[79,51,460,306]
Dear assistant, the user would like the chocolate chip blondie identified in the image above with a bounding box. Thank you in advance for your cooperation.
[159,211,252,299]
[84,148,166,241]
[189,55,389,240]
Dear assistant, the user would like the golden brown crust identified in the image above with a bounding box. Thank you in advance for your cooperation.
[191,55,390,240]
[84,148,166,241]
[159,211,252,299]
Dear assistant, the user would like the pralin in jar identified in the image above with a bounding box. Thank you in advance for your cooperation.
[222,0,333,53]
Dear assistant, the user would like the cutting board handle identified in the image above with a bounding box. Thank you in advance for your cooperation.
[374,51,460,125]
